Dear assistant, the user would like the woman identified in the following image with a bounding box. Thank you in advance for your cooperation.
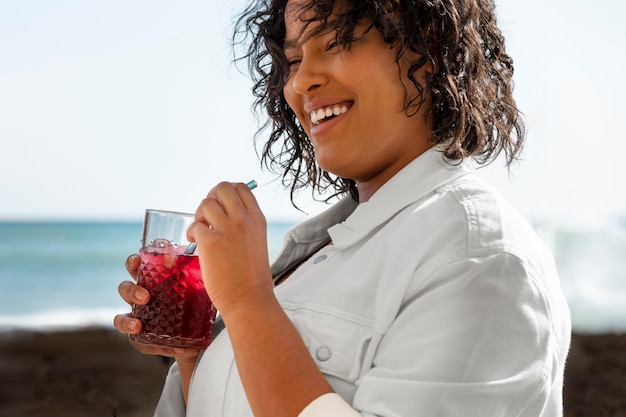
[115,0,571,416]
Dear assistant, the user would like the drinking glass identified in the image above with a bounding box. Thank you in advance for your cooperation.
[130,209,216,349]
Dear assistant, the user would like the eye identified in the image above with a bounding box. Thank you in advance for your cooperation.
[325,39,338,51]
[283,56,301,79]
[287,58,301,73]
[284,50,300,66]
[324,31,342,52]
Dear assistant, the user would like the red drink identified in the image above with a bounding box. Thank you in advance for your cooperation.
[130,248,216,349]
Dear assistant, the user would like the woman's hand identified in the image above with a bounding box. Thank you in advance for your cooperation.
[114,254,201,404]
[187,182,333,416]
[113,254,200,361]
[187,181,273,316]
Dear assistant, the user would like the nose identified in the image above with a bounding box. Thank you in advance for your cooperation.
[289,55,329,95]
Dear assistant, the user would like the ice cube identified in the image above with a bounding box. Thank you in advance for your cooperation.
[146,238,180,268]
[147,238,177,255]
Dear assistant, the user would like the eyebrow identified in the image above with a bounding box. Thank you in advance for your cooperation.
[283,21,345,51]
[283,39,297,50]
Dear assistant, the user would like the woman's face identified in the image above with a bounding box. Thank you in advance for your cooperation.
[282,0,432,201]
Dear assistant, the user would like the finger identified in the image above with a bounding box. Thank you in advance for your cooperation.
[113,314,200,358]
[206,182,247,216]
[113,313,142,334]
[233,181,261,211]
[118,280,149,306]
[189,197,227,240]
[125,254,141,280]
[128,341,200,359]
[187,220,214,252]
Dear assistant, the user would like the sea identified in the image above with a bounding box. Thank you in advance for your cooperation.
[1,220,625,334]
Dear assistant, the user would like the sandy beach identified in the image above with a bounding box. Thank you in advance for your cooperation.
[0,327,171,417]
[564,332,626,416]
[0,327,624,416]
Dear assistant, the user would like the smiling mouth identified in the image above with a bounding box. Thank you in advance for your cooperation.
[310,103,350,125]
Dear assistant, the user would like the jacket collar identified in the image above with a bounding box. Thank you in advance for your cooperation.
[328,147,473,249]
[270,147,474,274]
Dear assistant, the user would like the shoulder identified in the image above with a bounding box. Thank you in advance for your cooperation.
[398,172,549,262]
[382,172,563,304]
[390,172,570,335]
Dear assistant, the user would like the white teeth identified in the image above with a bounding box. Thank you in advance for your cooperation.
[310,104,348,125]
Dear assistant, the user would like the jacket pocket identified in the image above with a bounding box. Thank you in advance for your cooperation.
[283,303,374,383]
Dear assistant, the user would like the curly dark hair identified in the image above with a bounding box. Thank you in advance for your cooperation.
[233,0,525,203]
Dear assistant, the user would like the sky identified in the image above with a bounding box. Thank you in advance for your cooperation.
[1,0,625,225]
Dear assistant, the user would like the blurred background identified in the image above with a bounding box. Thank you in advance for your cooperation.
[1,0,624,334]
[0,1,624,415]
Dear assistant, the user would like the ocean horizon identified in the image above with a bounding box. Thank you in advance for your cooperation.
[1,219,625,334]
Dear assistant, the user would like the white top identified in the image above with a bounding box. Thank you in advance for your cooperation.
[155,148,571,417]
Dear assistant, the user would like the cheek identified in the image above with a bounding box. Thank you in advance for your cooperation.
[282,85,295,111]
[339,58,407,112]
[282,86,312,137]
[283,85,301,118]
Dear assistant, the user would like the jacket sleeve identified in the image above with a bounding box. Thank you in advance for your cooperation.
[298,393,360,417]
[350,253,563,417]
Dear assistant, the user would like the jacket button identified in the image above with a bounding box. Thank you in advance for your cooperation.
[316,346,332,361]
[313,254,327,264]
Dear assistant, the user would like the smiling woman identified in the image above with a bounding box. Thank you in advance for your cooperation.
[111,1,571,416]
[236,0,524,206]
[282,14,432,200]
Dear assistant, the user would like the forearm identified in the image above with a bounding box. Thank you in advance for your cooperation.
[221,295,333,417]
[176,356,199,405]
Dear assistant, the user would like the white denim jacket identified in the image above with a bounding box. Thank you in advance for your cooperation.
[155,148,571,417]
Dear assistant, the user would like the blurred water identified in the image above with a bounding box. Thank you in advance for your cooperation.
[0,220,624,333]
[551,225,626,333]
[0,221,293,330]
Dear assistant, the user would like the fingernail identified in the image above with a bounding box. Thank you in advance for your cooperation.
[129,320,137,331]
[135,289,147,303]
[173,348,186,354]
